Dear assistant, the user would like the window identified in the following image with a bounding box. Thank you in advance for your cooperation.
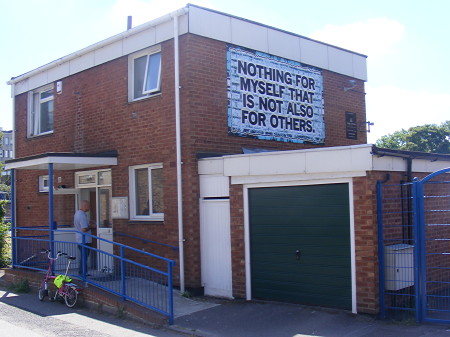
[129,163,164,221]
[129,47,161,101]
[39,175,49,192]
[28,85,54,137]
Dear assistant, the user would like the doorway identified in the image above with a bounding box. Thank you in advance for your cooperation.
[76,170,114,272]
[248,183,352,309]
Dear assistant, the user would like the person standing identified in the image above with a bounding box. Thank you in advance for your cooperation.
[74,200,95,275]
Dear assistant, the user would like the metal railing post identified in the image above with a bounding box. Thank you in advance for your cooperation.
[10,169,16,266]
[415,178,426,323]
[121,246,126,300]
[412,178,422,322]
[48,163,55,273]
[81,234,86,279]
[168,260,174,325]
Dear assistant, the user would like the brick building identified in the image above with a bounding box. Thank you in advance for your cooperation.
[6,5,450,316]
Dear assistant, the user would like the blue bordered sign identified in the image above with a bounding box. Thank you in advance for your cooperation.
[227,46,324,144]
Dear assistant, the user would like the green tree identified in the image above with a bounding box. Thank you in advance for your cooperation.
[376,121,450,154]
[0,130,11,189]
[0,204,10,267]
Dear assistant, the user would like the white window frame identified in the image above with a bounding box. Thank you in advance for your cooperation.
[128,46,162,102]
[129,163,164,221]
[39,175,49,192]
[27,84,54,137]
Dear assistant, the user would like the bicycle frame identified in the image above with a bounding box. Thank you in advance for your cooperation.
[38,249,81,307]
[38,249,61,301]
[52,256,81,307]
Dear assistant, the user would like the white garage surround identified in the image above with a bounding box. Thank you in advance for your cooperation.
[198,144,450,313]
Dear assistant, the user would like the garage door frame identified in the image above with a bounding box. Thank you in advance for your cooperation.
[243,178,357,313]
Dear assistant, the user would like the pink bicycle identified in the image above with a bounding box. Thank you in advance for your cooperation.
[38,249,81,308]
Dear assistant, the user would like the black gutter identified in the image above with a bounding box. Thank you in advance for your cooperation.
[371,145,450,162]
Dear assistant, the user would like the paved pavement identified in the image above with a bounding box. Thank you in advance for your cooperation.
[3,285,450,337]
[172,297,450,337]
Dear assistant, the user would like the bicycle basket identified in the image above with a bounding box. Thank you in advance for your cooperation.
[54,275,72,288]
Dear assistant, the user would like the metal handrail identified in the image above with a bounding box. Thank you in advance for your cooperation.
[11,227,176,324]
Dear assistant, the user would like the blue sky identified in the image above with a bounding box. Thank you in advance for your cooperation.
[1,0,449,143]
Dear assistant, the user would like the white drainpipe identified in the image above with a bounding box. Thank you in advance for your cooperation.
[172,9,186,293]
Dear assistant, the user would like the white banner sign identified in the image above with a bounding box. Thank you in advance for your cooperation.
[227,46,325,144]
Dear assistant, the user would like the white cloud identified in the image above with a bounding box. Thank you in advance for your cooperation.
[310,17,405,59]
[366,84,450,143]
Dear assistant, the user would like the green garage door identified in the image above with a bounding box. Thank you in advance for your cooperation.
[249,183,351,309]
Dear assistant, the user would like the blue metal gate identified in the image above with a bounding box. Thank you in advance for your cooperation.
[378,167,450,323]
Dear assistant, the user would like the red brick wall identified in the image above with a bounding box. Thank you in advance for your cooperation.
[13,33,367,290]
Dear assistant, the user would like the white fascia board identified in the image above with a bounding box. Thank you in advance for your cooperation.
[231,171,367,185]
[372,154,450,173]
[8,7,189,95]
[188,5,367,81]
[50,156,118,167]
[198,157,225,175]
[221,144,374,177]
[5,157,50,170]
[6,155,117,171]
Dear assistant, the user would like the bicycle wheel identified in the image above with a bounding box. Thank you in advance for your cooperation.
[64,286,78,308]
[38,285,47,301]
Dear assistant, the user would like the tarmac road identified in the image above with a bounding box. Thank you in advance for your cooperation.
[0,288,190,337]
[3,285,450,337]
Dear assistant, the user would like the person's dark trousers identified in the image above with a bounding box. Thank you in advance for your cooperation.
[78,243,91,275]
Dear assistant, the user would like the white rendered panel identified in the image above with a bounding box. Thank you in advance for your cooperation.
[189,6,231,42]
[124,28,157,55]
[268,29,301,61]
[27,72,48,92]
[224,156,250,176]
[155,19,174,44]
[200,175,230,198]
[94,42,123,66]
[352,54,368,81]
[14,80,29,95]
[69,52,95,75]
[300,38,328,70]
[328,46,353,78]
[47,64,70,83]
[198,158,225,175]
[248,153,307,176]
[231,18,268,53]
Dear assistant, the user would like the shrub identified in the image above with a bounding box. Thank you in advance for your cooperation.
[0,200,11,268]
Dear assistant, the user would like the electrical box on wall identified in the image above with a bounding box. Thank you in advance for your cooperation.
[384,244,414,291]
[56,81,62,94]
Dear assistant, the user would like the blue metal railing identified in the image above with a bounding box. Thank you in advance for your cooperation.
[377,181,417,321]
[12,227,176,324]
[378,168,450,324]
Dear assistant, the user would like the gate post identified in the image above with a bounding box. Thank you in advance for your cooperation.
[412,177,424,322]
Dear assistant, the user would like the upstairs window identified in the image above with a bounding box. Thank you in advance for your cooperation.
[28,85,54,137]
[129,47,161,101]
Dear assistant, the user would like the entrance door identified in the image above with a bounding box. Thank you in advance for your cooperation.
[97,187,113,272]
[200,199,233,298]
[76,170,114,273]
[249,183,351,309]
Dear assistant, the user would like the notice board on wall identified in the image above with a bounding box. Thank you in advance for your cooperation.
[345,111,357,140]
[227,46,325,144]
